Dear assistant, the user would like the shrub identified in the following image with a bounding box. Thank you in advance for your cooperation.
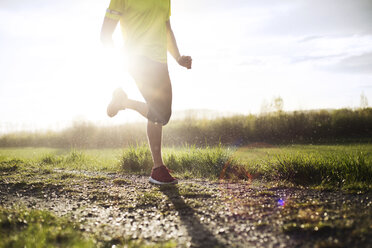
[261,152,372,187]
[119,144,245,179]
[120,145,153,174]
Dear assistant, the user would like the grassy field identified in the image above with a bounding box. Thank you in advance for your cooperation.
[235,144,372,189]
[1,144,371,247]
[1,144,371,189]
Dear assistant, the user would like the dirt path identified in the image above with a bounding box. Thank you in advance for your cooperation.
[1,169,371,248]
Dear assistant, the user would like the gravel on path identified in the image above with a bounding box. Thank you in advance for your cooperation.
[1,170,371,248]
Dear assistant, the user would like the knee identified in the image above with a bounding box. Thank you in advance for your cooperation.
[160,109,172,126]
[148,107,172,126]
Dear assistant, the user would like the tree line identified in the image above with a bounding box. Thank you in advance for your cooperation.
[1,108,371,148]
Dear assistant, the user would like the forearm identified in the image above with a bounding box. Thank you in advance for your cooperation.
[166,21,192,69]
[166,22,181,61]
[100,17,119,45]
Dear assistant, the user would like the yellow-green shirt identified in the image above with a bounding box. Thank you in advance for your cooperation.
[105,0,171,63]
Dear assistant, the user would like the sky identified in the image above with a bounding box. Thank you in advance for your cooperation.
[1,0,372,133]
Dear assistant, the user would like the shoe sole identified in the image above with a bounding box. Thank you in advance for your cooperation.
[107,102,122,118]
[149,177,178,185]
[107,89,128,118]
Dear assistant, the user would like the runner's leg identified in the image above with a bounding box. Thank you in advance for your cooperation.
[125,99,148,118]
[123,101,165,168]
[127,57,172,169]
[147,121,164,168]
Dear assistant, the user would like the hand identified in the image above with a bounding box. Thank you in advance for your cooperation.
[177,56,192,69]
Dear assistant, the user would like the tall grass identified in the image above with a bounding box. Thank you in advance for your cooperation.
[120,144,242,179]
[1,145,371,188]
[1,108,371,148]
[119,145,372,188]
[121,145,153,174]
[164,145,234,178]
[238,147,372,189]
[268,152,372,186]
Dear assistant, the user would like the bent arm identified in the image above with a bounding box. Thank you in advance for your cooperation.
[100,17,119,46]
[166,20,181,61]
[166,20,192,69]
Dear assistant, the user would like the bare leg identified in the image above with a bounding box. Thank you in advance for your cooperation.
[147,121,164,168]
[123,99,164,168]
[125,99,149,118]
[118,57,171,175]
[107,89,149,119]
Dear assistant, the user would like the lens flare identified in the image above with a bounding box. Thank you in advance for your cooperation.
[218,142,280,218]
[278,199,286,207]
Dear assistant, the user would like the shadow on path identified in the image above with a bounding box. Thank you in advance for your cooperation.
[159,185,225,248]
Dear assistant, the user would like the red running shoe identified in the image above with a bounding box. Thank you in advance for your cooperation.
[149,165,178,185]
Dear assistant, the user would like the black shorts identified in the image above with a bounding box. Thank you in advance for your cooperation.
[128,56,172,125]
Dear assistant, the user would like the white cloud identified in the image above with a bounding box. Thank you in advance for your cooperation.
[260,0,372,36]
[325,52,372,74]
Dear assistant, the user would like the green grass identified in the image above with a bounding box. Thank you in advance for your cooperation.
[0,148,122,172]
[120,144,239,179]
[235,144,372,189]
[234,144,372,163]
[1,144,371,189]
[0,206,94,248]
[0,145,371,247]
[0,206,177,248]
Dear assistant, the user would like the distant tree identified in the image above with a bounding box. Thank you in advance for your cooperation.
[260,96,284,115]
[273,96,284,113]
[360,92,368,109]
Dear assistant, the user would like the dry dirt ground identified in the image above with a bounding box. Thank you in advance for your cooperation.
[1,169,371,248]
